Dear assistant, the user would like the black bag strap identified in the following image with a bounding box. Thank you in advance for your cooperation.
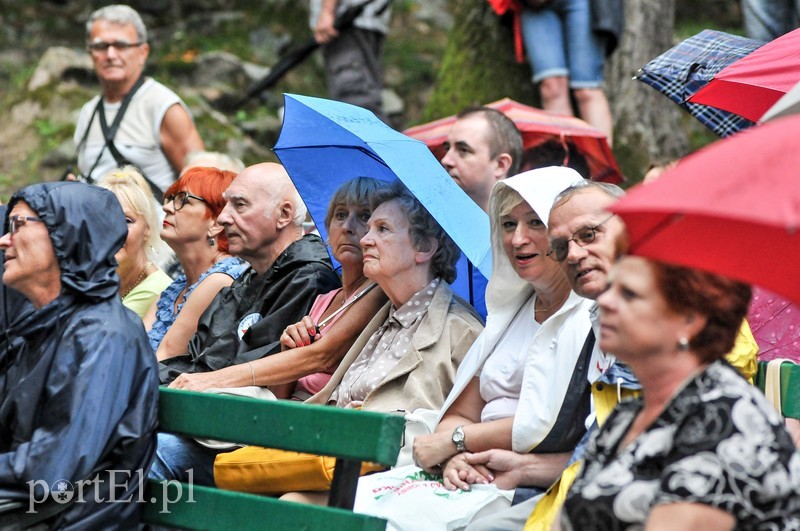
[78,75,146,184]
[96,76,166,202]
[97,74,146,153]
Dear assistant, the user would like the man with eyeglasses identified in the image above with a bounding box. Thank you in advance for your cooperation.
[73,4,204,194]
[465,180,759,531]
[0,182,158,527]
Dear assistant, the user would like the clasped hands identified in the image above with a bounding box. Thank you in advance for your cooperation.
[412,432,523,492]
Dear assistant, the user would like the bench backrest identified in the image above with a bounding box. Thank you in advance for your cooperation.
[755,360,800,419]
[143,388,405,530]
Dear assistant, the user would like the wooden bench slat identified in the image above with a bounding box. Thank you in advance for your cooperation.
[143,480,388,531]
[755,360,800,419]
[157,388,405,466]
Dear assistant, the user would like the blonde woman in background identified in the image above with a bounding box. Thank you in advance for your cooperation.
[98,166,173,317]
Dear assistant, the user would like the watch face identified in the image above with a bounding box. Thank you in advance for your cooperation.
[453,426,466,450]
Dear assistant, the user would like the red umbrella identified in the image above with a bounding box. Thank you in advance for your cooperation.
[688,27,800,122]
[609,114,800,304]
[403,98,623,183]
[748,287,800,362]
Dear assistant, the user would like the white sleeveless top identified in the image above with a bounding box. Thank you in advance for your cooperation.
[74,78,191,192]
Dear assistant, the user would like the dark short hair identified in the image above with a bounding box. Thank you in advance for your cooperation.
[370,181,460,284]
[650,261,752,363]
[521,139,590,178]
[457,107,523,176]
[324,177,387,232]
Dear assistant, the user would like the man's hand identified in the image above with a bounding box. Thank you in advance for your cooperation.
[314,5,339,44]
[441,453,493,491]
[463,449,527,490]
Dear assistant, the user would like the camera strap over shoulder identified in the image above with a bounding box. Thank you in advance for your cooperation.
[94,76,166,201]
[75,75,147,184]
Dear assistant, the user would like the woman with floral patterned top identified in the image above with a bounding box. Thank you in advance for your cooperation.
[559,256,800,530]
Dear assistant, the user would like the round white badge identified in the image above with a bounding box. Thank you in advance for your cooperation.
[238,313,262,340]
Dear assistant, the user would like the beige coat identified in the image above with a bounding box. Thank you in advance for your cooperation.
[307,281,483,413]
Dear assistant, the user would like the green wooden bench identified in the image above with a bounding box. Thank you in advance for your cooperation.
[755,360,800,419]
[142,388,405,530]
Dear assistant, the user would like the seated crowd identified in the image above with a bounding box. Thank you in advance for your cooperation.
[0,7,797,526]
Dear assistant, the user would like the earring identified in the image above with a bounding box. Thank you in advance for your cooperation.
[208,236,215,247]
[677,337,689,351]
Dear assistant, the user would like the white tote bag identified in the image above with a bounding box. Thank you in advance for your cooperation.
[355,465,513,531]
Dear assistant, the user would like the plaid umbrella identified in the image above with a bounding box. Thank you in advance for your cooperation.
[635,29,763,137]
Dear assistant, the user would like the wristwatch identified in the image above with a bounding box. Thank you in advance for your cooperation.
[452,425,467,452]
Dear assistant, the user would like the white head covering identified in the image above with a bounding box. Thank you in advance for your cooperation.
[434,167,585,426]
[485,167,585,315]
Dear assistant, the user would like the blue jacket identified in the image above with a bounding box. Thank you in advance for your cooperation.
[0,182,159,529]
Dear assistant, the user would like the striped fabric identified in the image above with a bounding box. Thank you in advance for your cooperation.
[635,29,762,138]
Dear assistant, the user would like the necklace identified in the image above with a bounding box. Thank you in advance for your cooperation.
[121,262,152,299]
[534,291,569,313]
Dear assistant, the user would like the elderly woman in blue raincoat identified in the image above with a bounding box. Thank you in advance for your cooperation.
[0,182,159,529]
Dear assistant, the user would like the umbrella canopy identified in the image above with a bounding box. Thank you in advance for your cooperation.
[274,93,492,313]
[688,27,800,123]
[609,113,800,305]
[748,287,800,362]
[635,29,762,137]
[403,98,622,183]
[760,79,800,122]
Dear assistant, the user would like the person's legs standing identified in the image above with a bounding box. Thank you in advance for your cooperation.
[323,27,386,120]
[521,5,573,116]
[561,0,613,143]
[741,0,794,41]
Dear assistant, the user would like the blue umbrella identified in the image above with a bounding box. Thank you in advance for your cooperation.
[274,93,491,317]
[635,29,763,137]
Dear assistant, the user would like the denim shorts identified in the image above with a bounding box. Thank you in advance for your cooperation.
[520,0,607,87]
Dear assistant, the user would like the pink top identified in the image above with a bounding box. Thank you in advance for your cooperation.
[293,288,344,398]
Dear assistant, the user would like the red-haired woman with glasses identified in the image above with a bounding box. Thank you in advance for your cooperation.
[144,166,245,359]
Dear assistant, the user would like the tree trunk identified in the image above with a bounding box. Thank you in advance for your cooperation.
[421,0,537,121]
[606,0,688,183]
[424,0,689,184]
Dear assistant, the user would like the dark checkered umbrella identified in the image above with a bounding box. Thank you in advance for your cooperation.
[635,29,764,137]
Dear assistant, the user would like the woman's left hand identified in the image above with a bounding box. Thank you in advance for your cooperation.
[441,453,493,491]
[412,431,458,473]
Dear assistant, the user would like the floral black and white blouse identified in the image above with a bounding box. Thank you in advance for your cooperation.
[562,360,800,530]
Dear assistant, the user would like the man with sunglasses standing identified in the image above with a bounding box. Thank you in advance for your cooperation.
[73,4,204,196]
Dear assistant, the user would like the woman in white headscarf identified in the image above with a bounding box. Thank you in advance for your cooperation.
[355,167,594,529]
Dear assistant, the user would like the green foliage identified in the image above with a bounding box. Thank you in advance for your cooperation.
[422,0,536,122]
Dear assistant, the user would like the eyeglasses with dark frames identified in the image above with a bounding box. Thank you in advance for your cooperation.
[547,213,616,262]
[164,191,207,211]
[7,215,44,236]
[86,41,145,54]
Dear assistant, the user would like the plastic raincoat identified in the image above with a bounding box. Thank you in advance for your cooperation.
[0,182,159,529]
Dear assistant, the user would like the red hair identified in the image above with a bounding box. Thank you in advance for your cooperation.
[165,167,237,252]
[649,261,752,363]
